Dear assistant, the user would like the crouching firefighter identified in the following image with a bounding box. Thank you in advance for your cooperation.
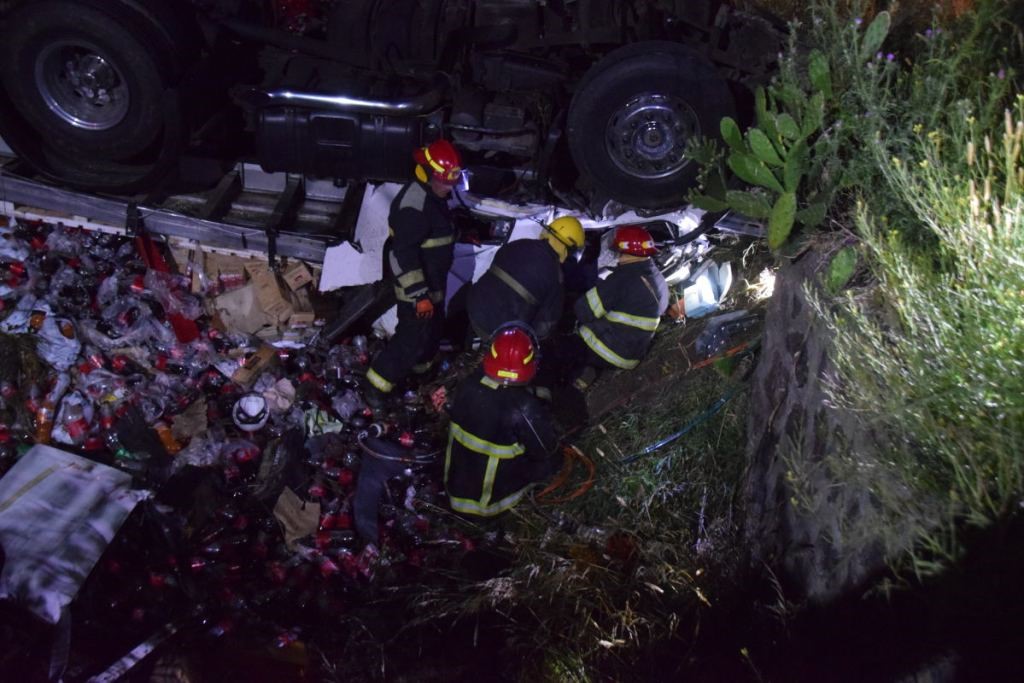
[570,224,670,390]
[366,139,463,405]
[466,216,585,341]
[444,323,561,517]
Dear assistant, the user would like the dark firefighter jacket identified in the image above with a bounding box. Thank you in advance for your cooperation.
[466,239,564,340]
[574,257,670,369]
[387,180,455,304]
[445,370,560,517]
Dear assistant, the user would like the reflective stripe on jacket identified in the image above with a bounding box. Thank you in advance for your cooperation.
[387,181,455,303]
[444,372,559,517]
[466,239,564,340]
[574,258,669,369]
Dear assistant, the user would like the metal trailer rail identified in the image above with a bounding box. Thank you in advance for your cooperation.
[0,159,366,265]
[1,155,765,265]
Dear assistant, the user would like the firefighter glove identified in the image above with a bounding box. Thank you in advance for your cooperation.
[415,297,435,319]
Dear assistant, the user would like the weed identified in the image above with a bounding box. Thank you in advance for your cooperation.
[816,12,1024,574]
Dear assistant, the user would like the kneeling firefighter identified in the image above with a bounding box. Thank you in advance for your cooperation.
[466,216,585,341]
[570,224,670,389]
[444,323,561,517]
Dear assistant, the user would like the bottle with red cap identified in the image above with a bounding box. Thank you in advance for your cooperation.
[1,259,27,287]
[109,354,145,376]
[56,397,92,446]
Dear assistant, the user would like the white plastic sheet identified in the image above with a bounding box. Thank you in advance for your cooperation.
[0,445,150,623]
[318,183,401,291]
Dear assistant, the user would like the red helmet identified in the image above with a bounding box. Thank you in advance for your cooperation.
[613,225,658,256]
[413,139,463,185]
[482,323,538,386]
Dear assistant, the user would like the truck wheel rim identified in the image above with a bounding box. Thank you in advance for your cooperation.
[35,41,130,131]
[605,93,699,180]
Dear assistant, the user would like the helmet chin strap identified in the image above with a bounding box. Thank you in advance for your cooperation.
[543,233,569,263]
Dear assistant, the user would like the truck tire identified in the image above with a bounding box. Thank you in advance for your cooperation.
[567,41,735,210]
[0,0,191,189]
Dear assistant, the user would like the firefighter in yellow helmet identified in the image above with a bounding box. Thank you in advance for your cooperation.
[466,215,584,341]
[366,139,463,407]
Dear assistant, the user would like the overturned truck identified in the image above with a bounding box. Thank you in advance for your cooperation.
[0,0,782,211]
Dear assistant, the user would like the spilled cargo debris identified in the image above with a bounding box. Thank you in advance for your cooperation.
[0,215,482,677]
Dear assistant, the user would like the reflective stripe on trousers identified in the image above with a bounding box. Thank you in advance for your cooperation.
[444,424,528,516]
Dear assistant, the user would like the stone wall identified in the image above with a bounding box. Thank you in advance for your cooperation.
[742,245,901,604]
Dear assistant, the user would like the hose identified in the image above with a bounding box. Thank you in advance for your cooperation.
[356,434,438,465]
[535,445,595,504]
[618,381,747,466]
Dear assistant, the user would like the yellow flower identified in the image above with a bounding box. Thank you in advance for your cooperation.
[913,123,924,134]
[919,159,929,168]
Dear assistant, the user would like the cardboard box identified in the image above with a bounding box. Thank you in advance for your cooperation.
[282,262,314,291]
[232,344,277,387]
[207,253,248,291]
[210,284,277,336]
[251,269,293,325]
[168,246,205,294]
[287,289,316,329]
[243,259,270,278]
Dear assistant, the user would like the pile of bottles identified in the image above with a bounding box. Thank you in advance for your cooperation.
[0,216,469,654]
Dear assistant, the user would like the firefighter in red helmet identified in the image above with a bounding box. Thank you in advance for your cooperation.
[366,139,463,406]
[568,224,669,390]
[444,323,561,517]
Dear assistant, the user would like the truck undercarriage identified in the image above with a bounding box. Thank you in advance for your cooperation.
[0,0,783,213]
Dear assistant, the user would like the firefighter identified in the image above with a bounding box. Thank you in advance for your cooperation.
[569,224,670,390]
[466,216,585,341]
[444,323,561,517]
[365,139,463,405]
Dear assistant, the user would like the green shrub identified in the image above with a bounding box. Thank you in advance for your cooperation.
[819,81,1024,574]
[688,4,900,251]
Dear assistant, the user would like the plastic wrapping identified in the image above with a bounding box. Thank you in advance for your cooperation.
[52,390,95,446]
[0,444,151,624]
[143,270,204,320]
[331,389,365,421]
[36,315,82,370]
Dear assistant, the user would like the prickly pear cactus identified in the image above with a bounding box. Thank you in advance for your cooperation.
[688,12,892,251]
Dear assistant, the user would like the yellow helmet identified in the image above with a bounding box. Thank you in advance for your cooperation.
[542,216,585,263]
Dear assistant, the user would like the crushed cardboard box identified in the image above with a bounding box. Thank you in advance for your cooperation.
[288,289,316,329]
[211,284,277,336]
[171,248,322,341]
[282,262,314,291]
[208,253,249,290]
[251,269,293,326]
[232,344,278,388]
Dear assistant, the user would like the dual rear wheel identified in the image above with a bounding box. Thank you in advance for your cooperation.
[567,41,735,210]
[0,0,189,191]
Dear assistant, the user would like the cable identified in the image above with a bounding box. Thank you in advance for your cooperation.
[618,382,747,466]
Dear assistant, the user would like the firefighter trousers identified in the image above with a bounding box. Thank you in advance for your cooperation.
[368,300,444,392]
